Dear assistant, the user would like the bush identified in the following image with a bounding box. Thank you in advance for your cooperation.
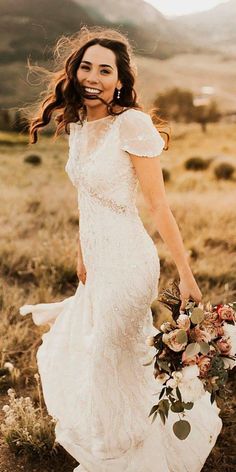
[162,168,170,182]
[1,376,56,457]
[184,157,210,171]
[24,154,42,166]
[214,162,235,180]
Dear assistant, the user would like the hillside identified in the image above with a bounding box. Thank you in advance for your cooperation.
[173,0,236,57]
[0,0,235,111]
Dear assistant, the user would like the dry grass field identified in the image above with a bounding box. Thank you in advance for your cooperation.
[0,121,235,471]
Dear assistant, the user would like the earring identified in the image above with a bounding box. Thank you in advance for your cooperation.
[117,88,121,99]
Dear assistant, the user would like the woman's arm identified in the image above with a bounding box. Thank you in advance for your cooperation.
[129,154,202,308]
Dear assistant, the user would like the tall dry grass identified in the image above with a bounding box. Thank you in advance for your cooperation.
[1,122,236,370]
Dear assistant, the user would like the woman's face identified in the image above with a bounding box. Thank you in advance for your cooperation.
[76,44,122,111]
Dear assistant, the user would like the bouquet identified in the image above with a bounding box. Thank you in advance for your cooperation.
[145,279,236,440]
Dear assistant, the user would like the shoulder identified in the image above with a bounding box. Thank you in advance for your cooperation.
[118,108,152,124]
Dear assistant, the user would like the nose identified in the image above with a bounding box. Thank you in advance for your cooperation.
[86,69,99,84]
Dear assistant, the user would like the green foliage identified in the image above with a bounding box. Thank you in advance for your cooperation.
[190,307,205,324]
[173,419,191,440]
[176,329,188,344]
[184,342,200,358]
[199,341,210,355]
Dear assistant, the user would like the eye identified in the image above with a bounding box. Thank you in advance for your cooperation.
[80,65,90,70]
[101,69,110,74]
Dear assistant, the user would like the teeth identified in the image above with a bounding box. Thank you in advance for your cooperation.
[85,87,101,94]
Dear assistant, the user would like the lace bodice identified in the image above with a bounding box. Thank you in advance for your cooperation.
[65,108,165,216]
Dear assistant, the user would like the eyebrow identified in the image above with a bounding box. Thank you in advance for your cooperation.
[81,60,113,69]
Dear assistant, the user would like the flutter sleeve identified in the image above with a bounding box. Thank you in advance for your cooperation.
[119,108,165,157]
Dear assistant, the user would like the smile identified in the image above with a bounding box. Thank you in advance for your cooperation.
[84,87,102,94]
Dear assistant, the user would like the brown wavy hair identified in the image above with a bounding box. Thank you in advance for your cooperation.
[25,25,170,148]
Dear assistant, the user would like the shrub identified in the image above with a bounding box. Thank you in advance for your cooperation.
[184,156,210,171]
[214,162,235,180]
[24,154,42,166]
[162,168,170,182]
[1,375,56,457]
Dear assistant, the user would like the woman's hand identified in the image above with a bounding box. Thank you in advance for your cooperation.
[178,271,202,311]
[77,258,87,285]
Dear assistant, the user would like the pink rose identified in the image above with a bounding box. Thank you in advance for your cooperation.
[162,329,187,352]
[193,326,212,343]
[177,314,191,331]
[200,322,218,340]
[217,305,235,322]
[204,310,220,325]
[216,337,232,355]
[197,355,211,378]
[182,351,199,366]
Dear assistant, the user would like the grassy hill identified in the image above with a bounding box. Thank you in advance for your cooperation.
[0,0,235,112]
[172,0,236,57]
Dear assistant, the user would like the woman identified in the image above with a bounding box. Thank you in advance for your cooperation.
[20,26,222,471]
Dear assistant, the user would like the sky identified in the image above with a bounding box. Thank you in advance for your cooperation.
[145,0,229,17]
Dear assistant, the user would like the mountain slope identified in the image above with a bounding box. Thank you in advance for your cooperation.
[172,0,236,56]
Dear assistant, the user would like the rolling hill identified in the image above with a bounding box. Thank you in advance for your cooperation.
[0,0,235,110]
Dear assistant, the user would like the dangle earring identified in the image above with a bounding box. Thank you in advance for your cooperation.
[117,88,121,100]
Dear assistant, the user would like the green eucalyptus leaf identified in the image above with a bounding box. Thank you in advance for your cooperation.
[149,405,159,417]
[199,341,210,355]
[159,409,166,425]
[176,386,182,402]
[176,329,188,344]
[210,391,216,404]
[182,401,194,410]
[190,308,204,324]
[156,359,172,374]
[159,399,169,417]
[151,411,158,424]
[159,387,166,400]
[173,420,191,440]
[184,342,200,358]
[170,401,184,413]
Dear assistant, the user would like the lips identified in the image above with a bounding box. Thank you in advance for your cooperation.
[83,86,102,98]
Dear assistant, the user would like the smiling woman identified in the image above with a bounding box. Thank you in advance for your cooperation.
[19,25,222,472]
[76,45,122,120]
[26,26,163,143]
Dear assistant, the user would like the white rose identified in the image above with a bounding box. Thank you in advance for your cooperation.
[182,364,200,381]
[223,322,236,354]
[166,370,183,389]
[4,362,14,373]
[179,377,205,403]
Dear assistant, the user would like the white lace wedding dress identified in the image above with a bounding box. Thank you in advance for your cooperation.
[20,108,222,472]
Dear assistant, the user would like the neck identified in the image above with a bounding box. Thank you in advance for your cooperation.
[85,105,109,122]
